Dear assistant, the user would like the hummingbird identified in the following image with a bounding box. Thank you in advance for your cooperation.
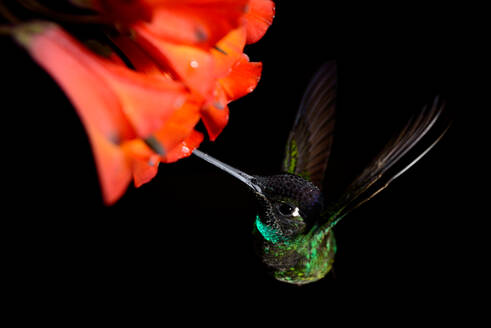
[192,61,449,285]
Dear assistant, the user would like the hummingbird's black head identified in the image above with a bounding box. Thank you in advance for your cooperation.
[252,174,324,240]
[191,150,324,241]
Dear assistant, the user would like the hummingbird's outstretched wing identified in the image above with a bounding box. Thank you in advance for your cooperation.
[282,62,337,189]
[323,96,449,228]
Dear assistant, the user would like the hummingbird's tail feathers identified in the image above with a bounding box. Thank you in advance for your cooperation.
[380,122,450,186]
[282,61,337,189]
[323,96,449,229]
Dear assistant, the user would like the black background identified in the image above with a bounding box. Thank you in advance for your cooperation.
[2,1,482,322]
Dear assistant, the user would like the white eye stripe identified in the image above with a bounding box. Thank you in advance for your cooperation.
[291,207,300,217]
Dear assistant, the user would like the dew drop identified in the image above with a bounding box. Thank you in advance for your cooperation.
[173,96,185,109]
[190,60,199,68]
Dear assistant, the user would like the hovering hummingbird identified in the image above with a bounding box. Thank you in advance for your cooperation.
[192,62,448,285]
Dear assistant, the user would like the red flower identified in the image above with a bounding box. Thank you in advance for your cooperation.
[12,22,201,203]
[9,0,274,204]
[79,0,250,47]
[76,0,273,141]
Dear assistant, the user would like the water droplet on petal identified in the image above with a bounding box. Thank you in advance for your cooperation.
[190,60,199,68]
[181,146,190,155]
[173,96,185,109]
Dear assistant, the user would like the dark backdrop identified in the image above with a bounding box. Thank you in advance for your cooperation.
[2,2,480,322]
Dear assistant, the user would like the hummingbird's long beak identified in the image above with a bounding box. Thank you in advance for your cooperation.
[193,149,262,193]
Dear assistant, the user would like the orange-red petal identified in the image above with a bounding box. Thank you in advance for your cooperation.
[134,25,215,98]
[131,158,159,188]
[243,0,275,44]
[200,103,230,141]
[125,98,202,184]
[16,23,189,139]
[199,54,262,141]
[14,23,136,204]
[13,22,196,202]
[211,27,247,78]
[140,0,249,47]
[219,54,262,101]
[14,22,136,143]
[99,63,187,137]
[152,98,201,154]
[86,126,133,205]
[123,139,161,188]
[161,130,204,163]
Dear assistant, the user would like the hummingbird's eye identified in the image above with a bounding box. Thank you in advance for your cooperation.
[278,203,294,216]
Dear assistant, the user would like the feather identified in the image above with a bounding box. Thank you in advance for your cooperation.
[324,96,449,228]
[282,61,337,189]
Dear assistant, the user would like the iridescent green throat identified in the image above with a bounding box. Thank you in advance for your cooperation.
[255,215,288,244]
